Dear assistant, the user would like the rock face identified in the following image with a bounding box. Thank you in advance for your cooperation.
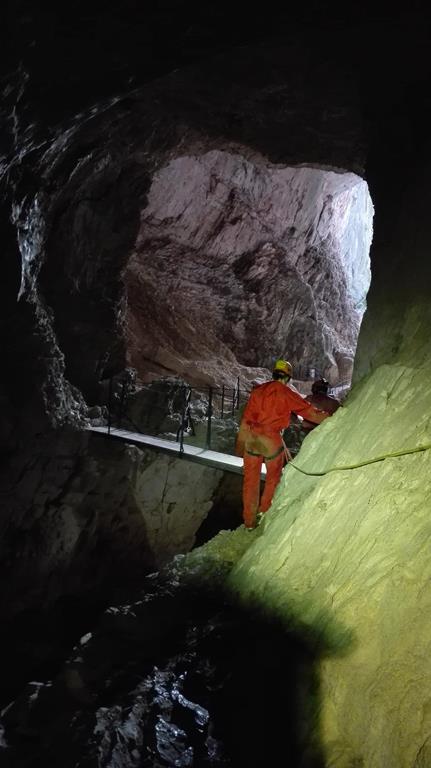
[126,448,224,562]
[125,151,372,385]
[231,360,431,766]
[229,152,431,766]
[0,530,299,768]
[0,430,223,619]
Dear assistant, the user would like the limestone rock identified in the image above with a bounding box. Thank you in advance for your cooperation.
[129,446,223,561]
[230,348,431,767]
[125,150,372,386]
[0,429,223,621]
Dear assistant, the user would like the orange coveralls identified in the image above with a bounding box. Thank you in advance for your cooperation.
[236,380,328,527]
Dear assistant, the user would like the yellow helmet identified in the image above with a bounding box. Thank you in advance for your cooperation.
[273,358,293,377]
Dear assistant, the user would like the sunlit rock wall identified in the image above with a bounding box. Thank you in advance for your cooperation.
[125,150,372,385]
[229,156,431,766]
[0,45,366,417]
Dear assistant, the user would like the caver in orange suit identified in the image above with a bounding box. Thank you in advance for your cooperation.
[236,380,328,528]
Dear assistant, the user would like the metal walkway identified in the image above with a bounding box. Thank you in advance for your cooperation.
[87,425,267,476]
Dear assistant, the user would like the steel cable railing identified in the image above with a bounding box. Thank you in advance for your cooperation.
[101,371,350,456]
[103,374,247,455]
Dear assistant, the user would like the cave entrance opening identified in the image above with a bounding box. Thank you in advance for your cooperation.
[124,149,374,399]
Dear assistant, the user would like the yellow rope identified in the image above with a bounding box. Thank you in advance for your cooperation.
[287,443,431,477]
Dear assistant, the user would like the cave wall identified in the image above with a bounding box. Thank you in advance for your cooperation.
[229,146,431,766]
[1,40,369,424]
[355,161,431,380]
[1,3,428,437]
[0,39,376,637]
[1,13,431,761]
[0,429,223,619]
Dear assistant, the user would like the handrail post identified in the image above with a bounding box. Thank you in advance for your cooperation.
[107,376,113,435]
[221,384,225,418]
[118,376,128,429]
[236,376,240,410]
[205,386,213,450]
[177,385,186,454]
[179,414,185,454]
[187,387,195,436]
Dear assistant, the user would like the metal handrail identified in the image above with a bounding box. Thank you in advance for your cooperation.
[205,387,213,449]
[102,371,351,456]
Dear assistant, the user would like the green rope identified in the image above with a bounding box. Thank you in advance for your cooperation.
[288,443,431,477]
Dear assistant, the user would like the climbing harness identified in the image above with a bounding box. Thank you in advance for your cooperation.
[246,445,285,461]
[282,440,431,478]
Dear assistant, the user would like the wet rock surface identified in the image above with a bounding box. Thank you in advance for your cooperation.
[0,427,234,711]
[0,531,324,768]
